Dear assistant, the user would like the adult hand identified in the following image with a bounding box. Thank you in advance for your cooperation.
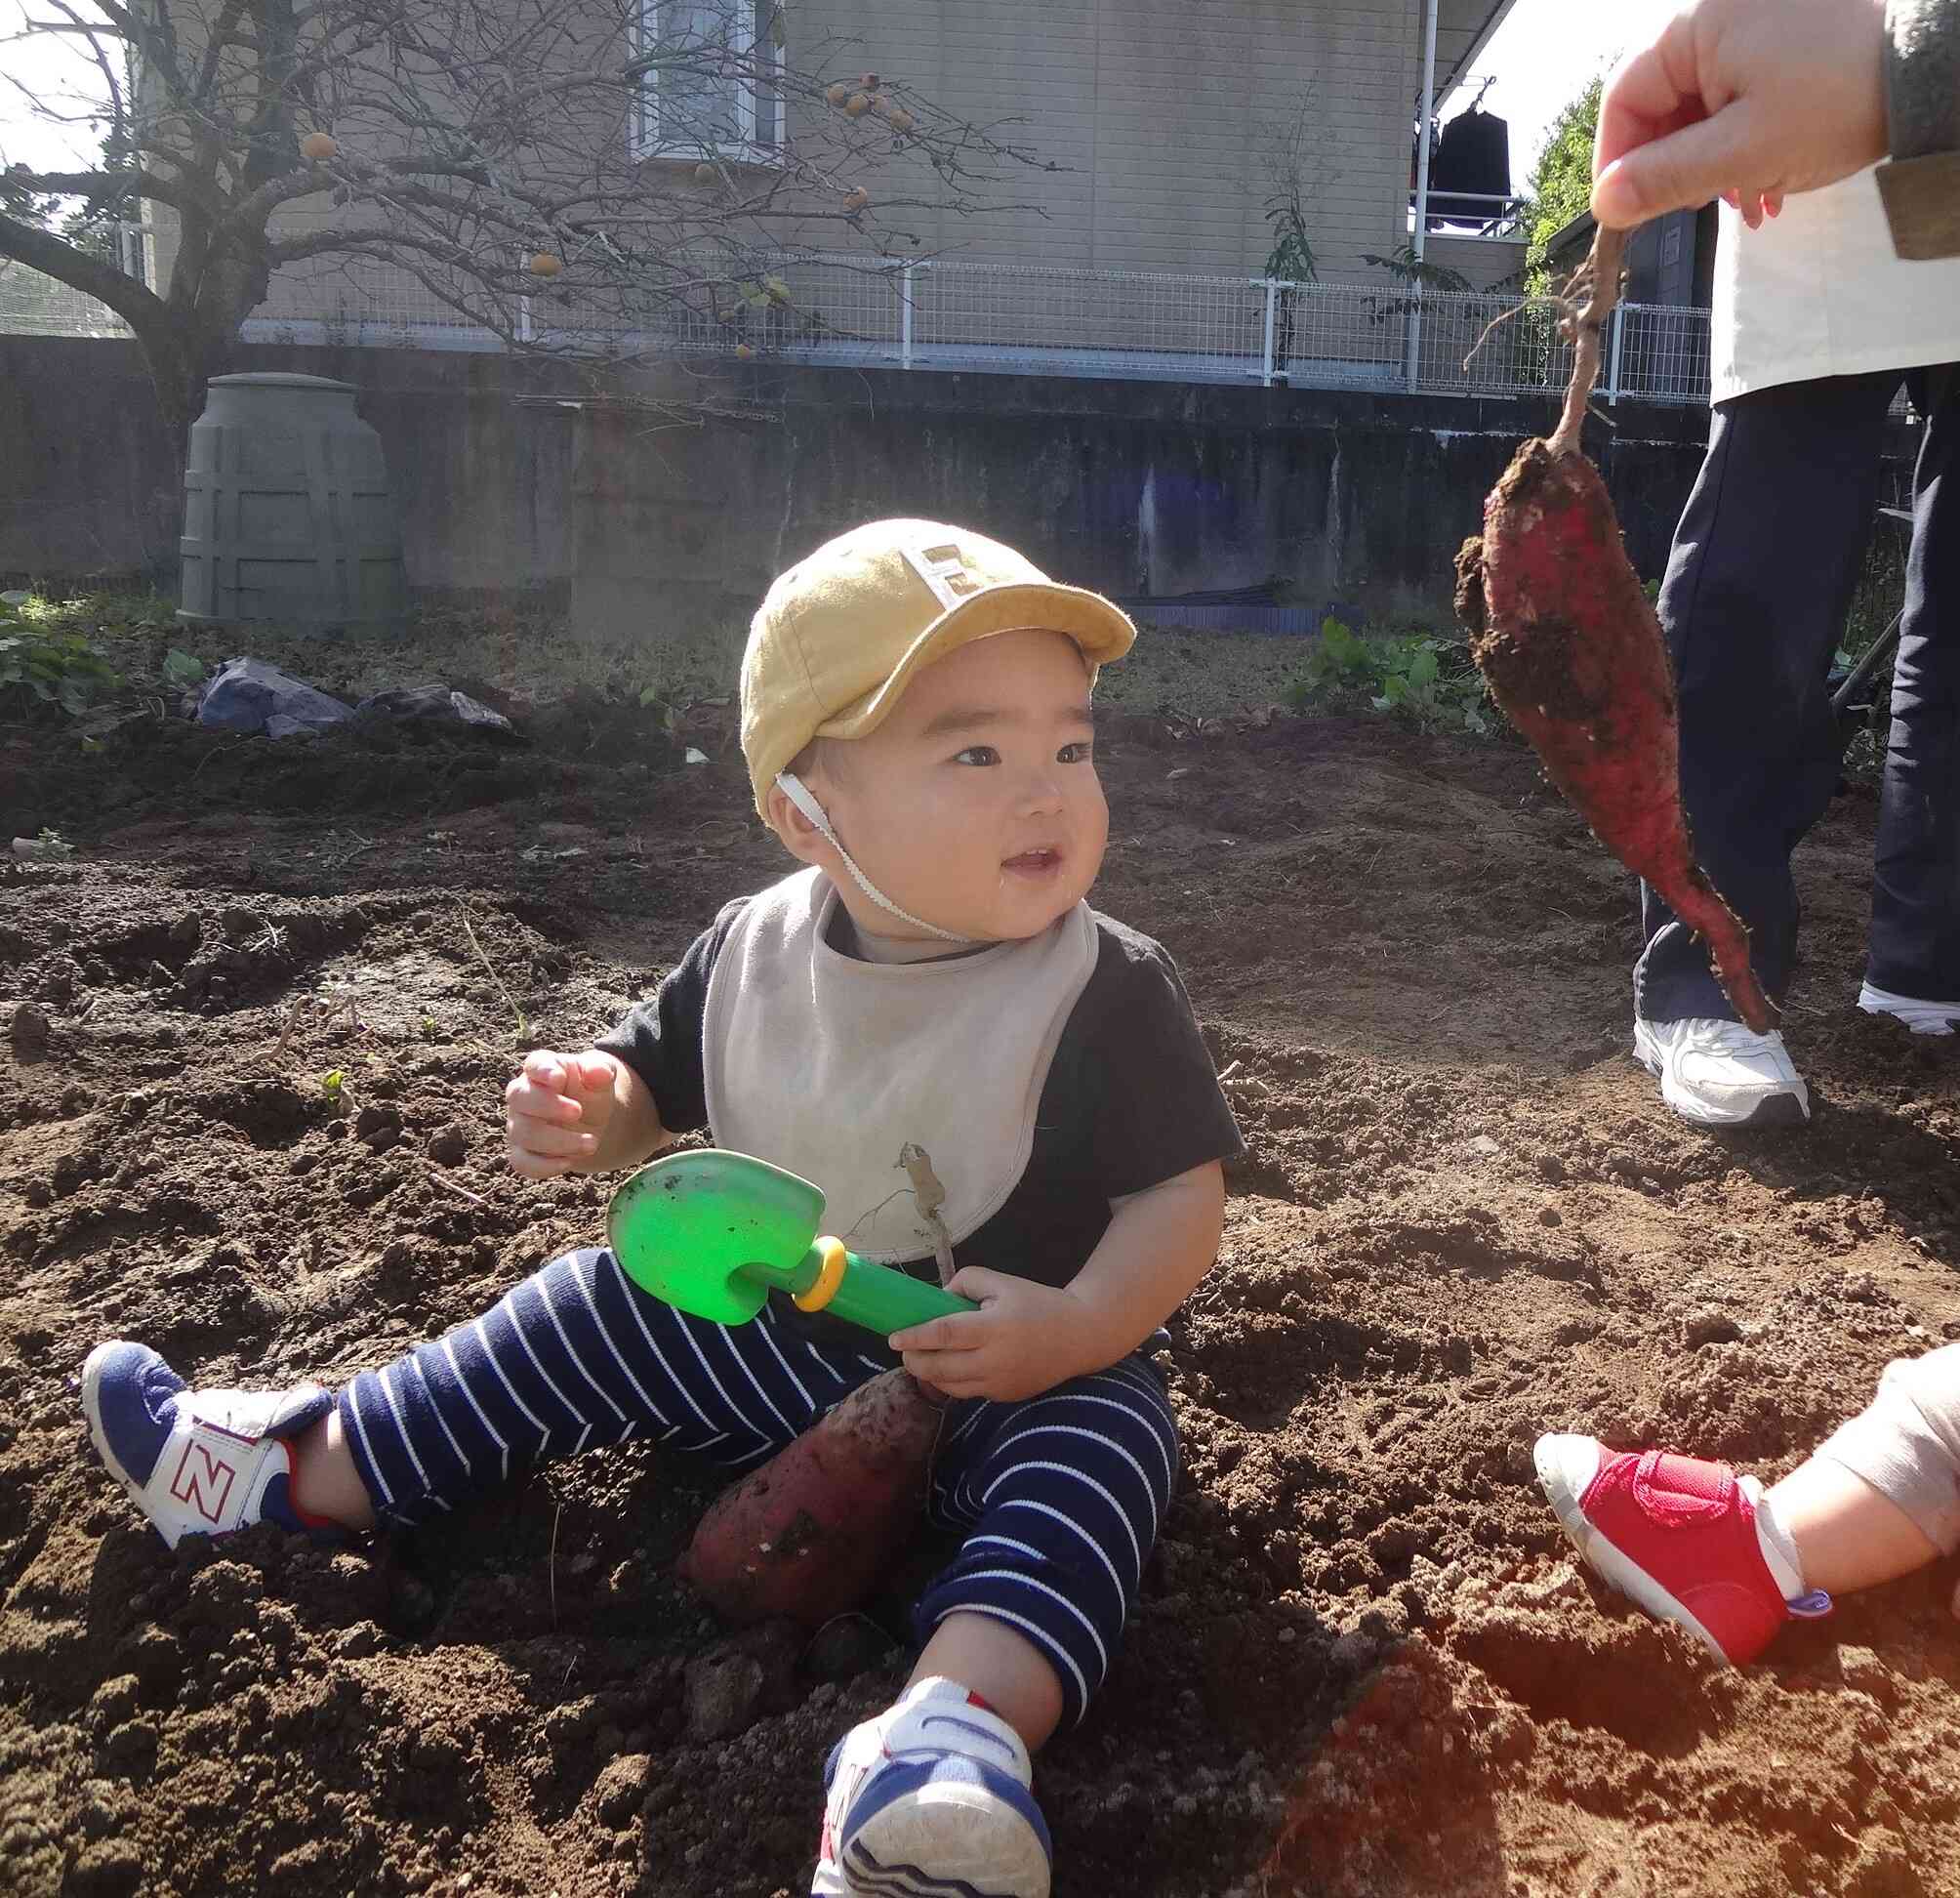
[504,1048,620,1178]
[889,1268,1100,1403]
[1593,0,1889,230]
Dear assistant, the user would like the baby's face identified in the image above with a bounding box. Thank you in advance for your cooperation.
[806,627,1108,943]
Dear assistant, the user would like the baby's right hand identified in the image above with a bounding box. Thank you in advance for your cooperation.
[504,1049,619,1179]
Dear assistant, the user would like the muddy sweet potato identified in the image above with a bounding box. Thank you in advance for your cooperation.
[1455,227,1774,1033]
[677,1367,943,1627]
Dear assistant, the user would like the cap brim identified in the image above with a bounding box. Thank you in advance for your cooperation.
[814,581,1137,745]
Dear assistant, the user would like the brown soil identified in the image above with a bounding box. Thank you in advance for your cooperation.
[4,705,1958,1898]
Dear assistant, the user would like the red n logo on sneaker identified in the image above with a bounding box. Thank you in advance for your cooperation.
[169,1440,237,1524]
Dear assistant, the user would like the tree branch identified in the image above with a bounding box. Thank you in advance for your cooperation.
[8,168,211,218]
[263,225,474,267]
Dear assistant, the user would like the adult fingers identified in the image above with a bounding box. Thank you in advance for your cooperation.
[1593,23,1708,178]
[1724,186,1781,228]
[1593,101,1768,227]
[509,1144,574,1179]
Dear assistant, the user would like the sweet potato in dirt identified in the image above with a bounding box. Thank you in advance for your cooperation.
[677,1367,943,1627]
[1454,227,1775,1033]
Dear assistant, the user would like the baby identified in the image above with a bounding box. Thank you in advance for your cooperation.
[81,518,1244,1898]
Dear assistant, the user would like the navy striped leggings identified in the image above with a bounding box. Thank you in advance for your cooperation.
[338,1247,1178,1725]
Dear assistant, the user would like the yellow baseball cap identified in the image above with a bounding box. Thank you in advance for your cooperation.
[741,518,1137,814]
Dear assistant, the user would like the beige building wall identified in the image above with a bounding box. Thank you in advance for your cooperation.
[150,1,1517,344]
[796,0,1503,281]
[1425,231,1527,293]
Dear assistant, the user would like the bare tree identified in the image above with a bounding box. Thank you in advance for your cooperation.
[0,0,1053,458]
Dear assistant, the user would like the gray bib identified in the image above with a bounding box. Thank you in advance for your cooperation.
[702,868,1098,1261]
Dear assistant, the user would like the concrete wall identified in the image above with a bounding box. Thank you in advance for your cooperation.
[1,332,1731,627]
[567,353,1717,631]
[0,338,577,589]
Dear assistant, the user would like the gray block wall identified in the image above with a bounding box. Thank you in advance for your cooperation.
[0,335,1770,631]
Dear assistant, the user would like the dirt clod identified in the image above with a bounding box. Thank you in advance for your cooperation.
[10,1000,51,1051]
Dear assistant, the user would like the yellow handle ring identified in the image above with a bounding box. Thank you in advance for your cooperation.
[793,1236,848,1312]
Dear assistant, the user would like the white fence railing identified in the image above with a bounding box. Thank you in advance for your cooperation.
[0,251,1716,405]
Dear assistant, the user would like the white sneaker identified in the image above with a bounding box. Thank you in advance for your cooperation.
[813,1676,1051,1898]
[1858,982,1960,1036]
[80,1341,339,1547]
[1633,1017,1811,1127]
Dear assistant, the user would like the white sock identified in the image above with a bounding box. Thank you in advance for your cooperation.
[1742,1476,1808,1600]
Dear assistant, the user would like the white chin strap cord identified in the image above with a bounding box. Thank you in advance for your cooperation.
[775,771,972,943]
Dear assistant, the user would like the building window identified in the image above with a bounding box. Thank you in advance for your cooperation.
[636,2,784,160]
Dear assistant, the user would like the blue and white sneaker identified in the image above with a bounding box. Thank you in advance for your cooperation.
[813,1675,1052,1898]
[80,1341,339,1547]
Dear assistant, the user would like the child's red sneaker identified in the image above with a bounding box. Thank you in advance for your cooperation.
[1534,1433,1831,1666]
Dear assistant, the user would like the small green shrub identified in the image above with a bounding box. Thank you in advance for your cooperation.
[0,592,123,718]
[161,648,207,689]
[1285,619,1493,737]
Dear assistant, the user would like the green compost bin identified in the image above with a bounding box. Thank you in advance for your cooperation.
[178,372,408,630]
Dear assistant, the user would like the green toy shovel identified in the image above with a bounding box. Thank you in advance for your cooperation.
[606,1150,977,1336]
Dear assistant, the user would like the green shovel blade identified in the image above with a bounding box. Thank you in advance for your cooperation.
[606,1150,826,1325]
[606,1149,977,1336]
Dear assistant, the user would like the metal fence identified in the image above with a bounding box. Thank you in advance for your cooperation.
[0,268,137,340]
[0,249,1717,405]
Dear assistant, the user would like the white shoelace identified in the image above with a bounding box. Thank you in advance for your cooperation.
[776,771,973,944]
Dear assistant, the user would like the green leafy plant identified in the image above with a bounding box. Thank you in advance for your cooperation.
[1262,202,1319,286]
[161,648,207,689]
[1286,619,1492,736]
[1259,84,1336,286]
[636,684,683,736]
[1521,76,1604,294]
[319,1069,346,1106]
[1360,244,1473,325]
[0,592,124,718]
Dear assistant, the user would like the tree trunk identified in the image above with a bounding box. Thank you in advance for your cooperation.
[134,315,237,534]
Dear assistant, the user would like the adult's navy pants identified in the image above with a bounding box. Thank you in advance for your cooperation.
[1636,365,1958,1023]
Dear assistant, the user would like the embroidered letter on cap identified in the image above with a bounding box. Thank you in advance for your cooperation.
[902,539,986,609]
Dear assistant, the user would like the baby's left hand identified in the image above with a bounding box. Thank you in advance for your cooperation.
[890,1268,1103,1403]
